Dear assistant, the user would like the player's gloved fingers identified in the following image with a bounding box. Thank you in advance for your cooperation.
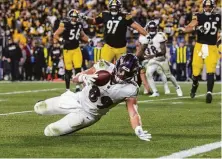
[139,136,151,141]
[92,74,98,79]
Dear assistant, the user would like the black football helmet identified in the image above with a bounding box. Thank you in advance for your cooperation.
[203,0,215,15]
[67,9,79,21]
[113,53,139,83]
[145,21,158,37]
[109,0,122,16]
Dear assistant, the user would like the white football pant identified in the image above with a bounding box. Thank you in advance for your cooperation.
[34,91,99,136]
[145,59,168,94]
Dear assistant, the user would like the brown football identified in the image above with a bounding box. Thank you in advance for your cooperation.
[94,70,111,86]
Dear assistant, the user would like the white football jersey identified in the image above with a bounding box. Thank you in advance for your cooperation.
[139,32,167,56]
[78,60,139,116]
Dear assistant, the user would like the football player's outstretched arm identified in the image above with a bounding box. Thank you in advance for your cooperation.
[53,24,65,43]
[131,22,148,36]
[72,66,97,84]
[183,19,198,33]
[80,30,92,43]
[126,97,152,141]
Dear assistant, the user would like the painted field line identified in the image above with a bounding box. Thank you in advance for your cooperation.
[0,88,63,95]
[120,92,222,104]
[0,110,34,116]
[158,141,222,158]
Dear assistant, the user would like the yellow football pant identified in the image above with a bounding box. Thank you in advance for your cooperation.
[63,47,83,70]
[101,44,126,62]
[192,42,220,76]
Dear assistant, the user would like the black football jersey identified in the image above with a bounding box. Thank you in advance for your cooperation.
[95,11,134,48]
[60,19,83,50]
[192,12,221,45]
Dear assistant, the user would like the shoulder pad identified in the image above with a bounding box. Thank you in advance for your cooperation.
[192,12,199,20]
[125,13,133,20]
[157,32,167,42]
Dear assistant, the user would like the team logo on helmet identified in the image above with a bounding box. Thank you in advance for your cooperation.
[109,0,122,16]
[67,9,79,18]
[114,53,139,83]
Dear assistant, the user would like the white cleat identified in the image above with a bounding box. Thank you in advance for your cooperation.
[149,92,160,97]
[144,88,148,95]
[165,90,171,94]
[176,86,183,97]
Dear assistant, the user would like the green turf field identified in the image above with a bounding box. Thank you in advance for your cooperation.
[0,82,221,158]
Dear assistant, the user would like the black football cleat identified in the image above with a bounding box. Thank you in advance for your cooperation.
[190,92,196,98]
[206,92,212,103]
[190,84,198,98]
[75,88,81,93]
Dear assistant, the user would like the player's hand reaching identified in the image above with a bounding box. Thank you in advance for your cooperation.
[135,126,152,141]
[196,25,206,33]
[79,13,88,21]
[78,74,98,86]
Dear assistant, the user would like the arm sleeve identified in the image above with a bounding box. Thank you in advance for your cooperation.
[95,12,104,24]
[125,14,134,26]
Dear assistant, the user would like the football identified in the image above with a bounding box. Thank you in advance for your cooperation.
[94,70,112,86]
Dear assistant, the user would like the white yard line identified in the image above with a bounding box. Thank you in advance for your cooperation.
[0,88,63,95]
[158,141,222,158]
[120,92,222,104]
[0,92,221,116]
[0,110,34,116]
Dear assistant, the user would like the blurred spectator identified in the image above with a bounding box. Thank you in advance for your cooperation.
[176,41,190,81]
[50,42,62,80]
[3,37,23,81]
[32,39,46,80]
[169,40,178,76]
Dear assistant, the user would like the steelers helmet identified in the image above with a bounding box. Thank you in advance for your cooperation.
[67,9,79,19]
[109,0,122,16]
[203,0,215,15]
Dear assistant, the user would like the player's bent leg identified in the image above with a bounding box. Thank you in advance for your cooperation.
[101,44,115,62]
[206,73,214,103]
[34,97,60,115]
[157,66,170,94]
[65,70,72,90]
[190,75,199,98]
[44,110,98,136]
[140,69,151,94]
[114,46,127,61]
[74,68,82,92]
[145,63,159,97]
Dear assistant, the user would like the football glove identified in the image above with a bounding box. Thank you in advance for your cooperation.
[135,126,152,141]
[78,74,98,86]
[196,25,206,33]
[79,13,88,21]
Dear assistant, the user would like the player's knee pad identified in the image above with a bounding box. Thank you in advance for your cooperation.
[34,101,48,115]
[75,68,81,75]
